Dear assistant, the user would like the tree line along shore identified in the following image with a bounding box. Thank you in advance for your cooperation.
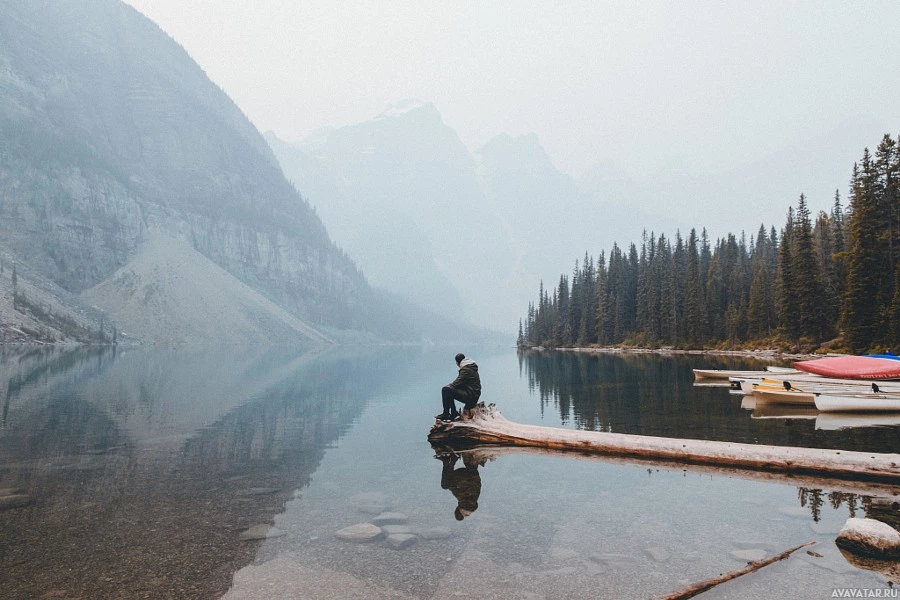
[519,133,900,355]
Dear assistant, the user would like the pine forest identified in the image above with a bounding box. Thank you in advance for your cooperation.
[518,134,900,354]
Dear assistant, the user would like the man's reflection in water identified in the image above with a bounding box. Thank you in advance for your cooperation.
[439,452,482,520]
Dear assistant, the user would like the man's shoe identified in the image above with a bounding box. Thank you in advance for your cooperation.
[435,412,450,420]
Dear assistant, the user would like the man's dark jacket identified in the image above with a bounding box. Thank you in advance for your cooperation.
[449,358,481,401]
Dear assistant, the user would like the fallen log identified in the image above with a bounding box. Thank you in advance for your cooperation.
[654,541,815,600]
[428,404,900,484]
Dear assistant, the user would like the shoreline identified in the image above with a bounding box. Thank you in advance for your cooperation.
[520,345,833,362]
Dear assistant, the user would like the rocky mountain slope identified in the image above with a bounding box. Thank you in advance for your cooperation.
[83,232,333,345]
[0,0,430,344]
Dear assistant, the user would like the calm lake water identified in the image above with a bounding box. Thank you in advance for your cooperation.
[1,346,897,599]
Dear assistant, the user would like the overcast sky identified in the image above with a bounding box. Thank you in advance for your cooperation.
[124,0,898,179]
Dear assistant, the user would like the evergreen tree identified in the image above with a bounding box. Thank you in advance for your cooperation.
[843,153,881,351]
[684,229,705,344]
[594,252,610,345]
[793,194,828,340]
[777,207,801,340]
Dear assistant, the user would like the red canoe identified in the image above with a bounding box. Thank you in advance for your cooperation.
[793,356,900,380]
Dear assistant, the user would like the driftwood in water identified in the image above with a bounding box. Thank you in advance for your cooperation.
[655,541,815,600]
[428,404,900,484]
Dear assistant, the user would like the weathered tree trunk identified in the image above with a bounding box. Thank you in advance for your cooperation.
[428,404,900,484]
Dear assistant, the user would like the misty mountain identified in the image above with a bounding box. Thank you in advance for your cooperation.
[265,129,465,321]
[0,0,473,344]
[268,104,683,332]
[268,101,514,324]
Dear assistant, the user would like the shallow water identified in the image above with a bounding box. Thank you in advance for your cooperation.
[0,346,897,599]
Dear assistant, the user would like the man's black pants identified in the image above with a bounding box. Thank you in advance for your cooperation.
[442,386,476,415]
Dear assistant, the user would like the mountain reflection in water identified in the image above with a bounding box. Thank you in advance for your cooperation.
[0,345,406,599]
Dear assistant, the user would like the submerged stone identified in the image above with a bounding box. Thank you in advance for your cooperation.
[421,526,453,540]
[549,546,578,561]
[836,517,900,559]
[588,553,634,566]
[385,533,417,550]
[357,502,389,515]
[237,487,281,497]
[382,525,413,535]
[239,524,286,541]
[730,548,767,562]
[335,523,383,543]
[645,548,670,563]
[0,494,32,510]
[371,512,408,525]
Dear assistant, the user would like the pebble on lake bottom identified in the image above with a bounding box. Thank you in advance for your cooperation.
[0,494,32,510]
[420,526,453,540]
[370,512,408,526]
[645,548,670,563]
[357,502,389,515]
[385,533,417,550]
[730,548,767,562]
[335,523,383,543]
[237,488,281,497]
[381,525,413,535]
[239,524,286,541]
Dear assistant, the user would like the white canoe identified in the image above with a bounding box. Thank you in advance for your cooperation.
[693,369,771,381]
[814,392,900,413]
[816,413,900,430]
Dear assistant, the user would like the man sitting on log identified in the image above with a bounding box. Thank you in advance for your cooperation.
[436,353,481,422]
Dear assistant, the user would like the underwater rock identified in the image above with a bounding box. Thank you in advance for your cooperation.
[371,512,408,525]
[588,553,634,566]
[385,533,417,550]
[382,525,414,535]
[549,547,578,561]
[645,548,670,563]
[335,523,383,543]
[730,548,767,562]
[237,488,281,497]
[352,492,390,515]
[239,524,286,541]
[357,502,389,515]
[421,526,453,540]
[0,494,32,510]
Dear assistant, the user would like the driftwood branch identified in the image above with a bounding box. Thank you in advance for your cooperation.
[654,541,816,600]
[429,404,900,484]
